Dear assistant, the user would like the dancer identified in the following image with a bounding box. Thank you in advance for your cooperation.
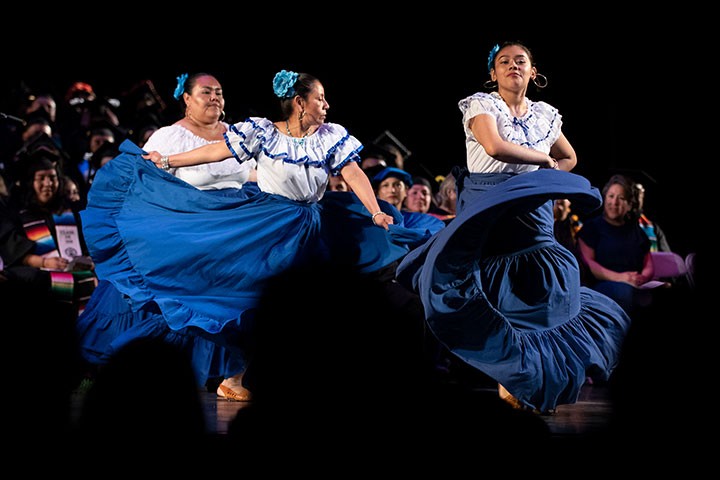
[396,41,630,413]
[77,72,258,400]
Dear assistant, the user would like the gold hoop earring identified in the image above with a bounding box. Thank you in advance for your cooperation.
[483,80,497,89]
[533,73,548,89]
[219,110,226,122]
[299,110,305,121]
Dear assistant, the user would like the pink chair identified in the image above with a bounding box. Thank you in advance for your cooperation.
[650,251,687,280]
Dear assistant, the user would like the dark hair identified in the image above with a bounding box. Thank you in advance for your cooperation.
[490,41,537,72]
[277,73,319,120]
[179,72,219,103]
[411,176,433,191]
[17,150,66,214]
[602,174,638,222]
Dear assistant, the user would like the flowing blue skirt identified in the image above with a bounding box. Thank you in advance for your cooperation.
[396,169,631,412]
[78,140,422,385]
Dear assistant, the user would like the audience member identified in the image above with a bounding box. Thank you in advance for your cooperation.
[61,174,81,204]
[373,166,410,210]
[24,92,57,125]
[633,181,671,253]
[576,174,655,316]
[373,166,445,239]
[5,114,70,191]
[1,193,51,296]
[403,175,435,214]
[6,150,97,315]
[133,123,159,148]
[117,78,168,142]
[359,147,388,172]
[56,81,123,199]
[86,140,118,188]
[428,171,457,223]
[552,197,582,252]
[328,173,349,192]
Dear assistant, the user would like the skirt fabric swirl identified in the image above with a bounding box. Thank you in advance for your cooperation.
[396,169,631,412]
[78,140,421,385]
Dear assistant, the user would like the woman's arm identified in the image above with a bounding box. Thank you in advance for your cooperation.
[578,238,633,284]
[636,251,655,284]
[340,162,393,230]
[143,142,232,169]
[23,253,68,271]
[470,114,557,169]
[549,132,577,171]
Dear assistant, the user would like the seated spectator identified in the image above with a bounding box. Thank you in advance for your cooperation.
[86,140,119,188]
[428,171,457,223]
[576,174,654,316]
[403,175,435,214]
[373,167,445,238]
[6,149,97,316]
[328,173,349,192]
[553,198,582,252]
[633,182,671,253]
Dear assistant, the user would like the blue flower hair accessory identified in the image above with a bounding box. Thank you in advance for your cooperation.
[174,73,189,100]
[273,70,299,99]
[487,44,500,73]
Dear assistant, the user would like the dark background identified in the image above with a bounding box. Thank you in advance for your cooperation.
[1,13,702,256]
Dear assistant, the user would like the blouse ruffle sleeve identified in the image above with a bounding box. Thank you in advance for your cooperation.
[459,92,498,131]
[321,123,363,174]
[224,117,270,163]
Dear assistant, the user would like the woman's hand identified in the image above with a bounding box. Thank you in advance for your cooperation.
[541,156,559,169]
[621,271,648,287]
[142,151,164,169]
[371,212,394,230]
[42,256,69,271]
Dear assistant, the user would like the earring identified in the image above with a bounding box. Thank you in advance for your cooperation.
[533,73,548,89]
[219,110,226,122]
[299,110,305,121]
[483,80,497,89]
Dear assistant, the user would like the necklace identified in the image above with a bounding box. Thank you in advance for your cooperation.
[286,120,310,140]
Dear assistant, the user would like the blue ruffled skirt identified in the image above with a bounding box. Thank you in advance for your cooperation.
[396,169,631,412]
[78,140,422,385]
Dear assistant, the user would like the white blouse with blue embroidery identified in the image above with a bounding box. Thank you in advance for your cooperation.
[458,91,562,174]
[224,117,363,203]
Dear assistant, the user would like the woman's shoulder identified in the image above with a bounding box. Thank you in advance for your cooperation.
[144,124,213,153]
[458,91,494,109]
[317,122,349,136]
[529,98,559,118]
